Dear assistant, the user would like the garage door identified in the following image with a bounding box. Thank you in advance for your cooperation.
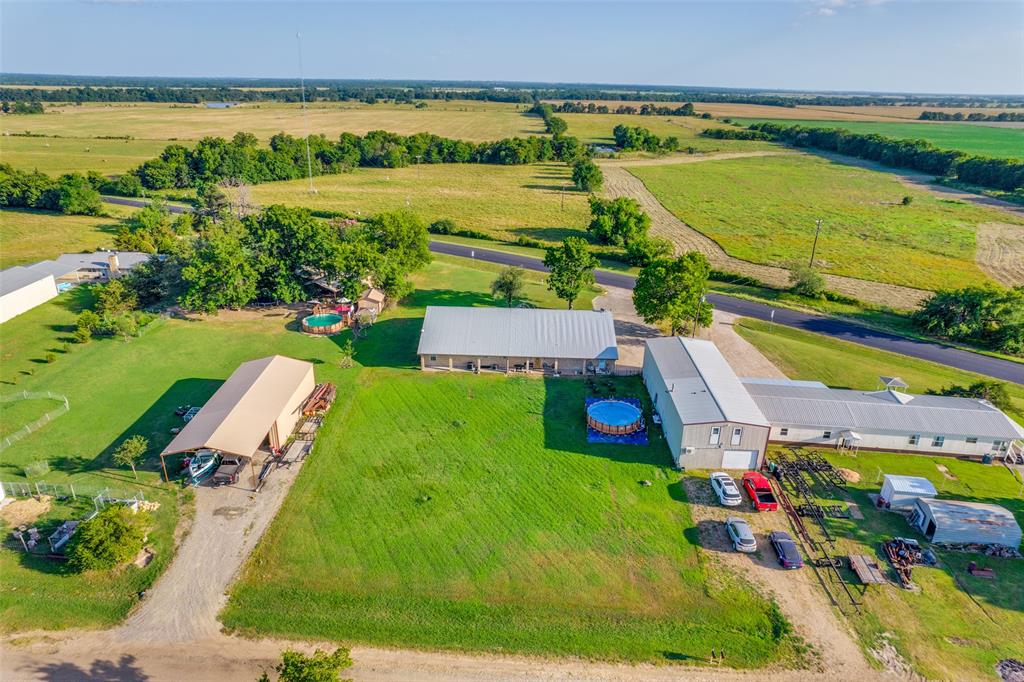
[722,450,759,469]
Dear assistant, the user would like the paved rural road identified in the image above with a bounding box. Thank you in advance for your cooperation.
[100,196,1023,383]
[429,241,1024,384]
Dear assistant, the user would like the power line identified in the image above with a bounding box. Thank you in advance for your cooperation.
[296,32,316,194]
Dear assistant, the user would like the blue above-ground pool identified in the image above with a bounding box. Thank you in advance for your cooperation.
[587,399,643,435]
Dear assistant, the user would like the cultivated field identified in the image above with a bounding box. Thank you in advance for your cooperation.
[735,118,1024,159]
[0,206,135,268]
[240,162,592,244]
[630,154,1022,292]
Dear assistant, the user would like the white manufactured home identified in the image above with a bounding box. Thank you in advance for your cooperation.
[642,337,770,469]
[642,338,1024,467]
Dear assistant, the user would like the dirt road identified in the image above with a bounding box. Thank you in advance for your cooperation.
[597,157,930,310]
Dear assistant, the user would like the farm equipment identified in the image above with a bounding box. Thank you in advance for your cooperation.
[302,383,337,416]
[883,537,925,589]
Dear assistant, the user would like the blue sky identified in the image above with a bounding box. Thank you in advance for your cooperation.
[2,1,1021,95]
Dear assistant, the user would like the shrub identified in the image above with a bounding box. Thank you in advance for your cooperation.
[44,352,56,363]
[66,505,149,572]
[571,158,603,192]
[901,195,913,206]
[73,327,92,344]
[788,265,826,298]
[428,218,457,234]
[515,236,544,249]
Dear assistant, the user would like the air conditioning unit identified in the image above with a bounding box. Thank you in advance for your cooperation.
[683,447,695,455]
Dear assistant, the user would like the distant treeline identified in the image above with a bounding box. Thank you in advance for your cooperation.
[121,130,586,193]
[1,101,43,114]
[548,101,710,117]
[749,122,1024,192]
[918,111,1024,122]
[701,128,772,141]
[4,74,1022,108]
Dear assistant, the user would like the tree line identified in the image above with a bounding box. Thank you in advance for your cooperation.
[0,164,103,215]
[700,128,772,141]
[748,122,1024,192]
[612,124,680,152]
[0,101,43,114]
[918,111,1024,122]
[548,101,706,117]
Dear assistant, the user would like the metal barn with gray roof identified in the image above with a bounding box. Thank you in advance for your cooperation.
[417,306,618,375]
[912,499,1021,548]
[642,337,770,469]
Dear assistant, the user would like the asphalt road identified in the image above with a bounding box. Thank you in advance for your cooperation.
[100,196,1023,383]
[429,241,1024,384]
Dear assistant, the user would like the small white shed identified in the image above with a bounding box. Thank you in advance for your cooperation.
[880,474,937,510]
[912,499,1022,548]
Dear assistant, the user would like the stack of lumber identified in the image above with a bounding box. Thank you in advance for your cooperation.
[302,383,337,415]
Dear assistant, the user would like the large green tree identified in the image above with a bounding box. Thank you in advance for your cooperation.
[914,285,1024,355]
[53,173,102,215]
[66,506,149,573]
[587,196,650,247]
[571,159,603,192]
[245,205,340,304]
[633,252,713,335]
[180,220,258,313]
[490,266,526,307]
[543,237,598,310]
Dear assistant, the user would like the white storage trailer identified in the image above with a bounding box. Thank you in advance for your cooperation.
[880,474,937,510]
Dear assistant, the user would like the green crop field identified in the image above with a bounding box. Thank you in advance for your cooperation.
[220,272,803,667]
[562,112,776,152]
[735,118,1024,159]
[0,206,136,269]
[242,162,592,245]
[630,154,1022,292]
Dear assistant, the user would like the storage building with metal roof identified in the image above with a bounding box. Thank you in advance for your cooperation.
[0,266,59,324]
[880,474,937,510]
[417,306,618,375]
[912,499,1022,548]
[642,337,770,470]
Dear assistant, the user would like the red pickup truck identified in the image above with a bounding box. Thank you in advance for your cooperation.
[742,472,779,512]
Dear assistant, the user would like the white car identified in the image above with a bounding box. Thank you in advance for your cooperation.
[726,516,757,553]
[710,472,743,507]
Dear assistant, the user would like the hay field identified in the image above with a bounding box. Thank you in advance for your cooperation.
[0,205,136,268]
[630,154,1022,291]
[561,112,775,151]
[0,135,172,175]
[241,162,590,244]
[735,118,1024,159]
[1,100,543,144]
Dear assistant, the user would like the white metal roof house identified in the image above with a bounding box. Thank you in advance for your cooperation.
[160,356,315,480]
[911,498,1022,548]
[417,306,618,375]
[0,266,59,324]
[880,474,938,510]
[642,337,770,469]
[54,251,151,281]
[742,378,1024,459]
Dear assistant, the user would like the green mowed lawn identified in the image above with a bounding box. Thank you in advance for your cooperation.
[561,113,776,152]
[736,118,1024,159]
[630,154,1020,291]
[242,162,593,246]
[785,448,1024,680]
[734,318,1024,423]
[0,206,135,269]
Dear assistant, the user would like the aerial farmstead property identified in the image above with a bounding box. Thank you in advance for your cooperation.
[417,306,618,375]
[642,337,1024,469]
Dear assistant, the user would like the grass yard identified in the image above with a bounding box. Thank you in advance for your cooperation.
[241,162,593,245]
[735,118,1024,159]
[0,135,175,176]
[734,318,1024,423]
[221,281,804,666]
[561,112,775,152]
[2,100,543,145]
[0,206,136,269]
[782,448,1024,680]
[630,154,1021,291]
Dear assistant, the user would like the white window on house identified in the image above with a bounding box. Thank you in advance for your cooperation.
[731,427,743,446]
[822,431,832,439]
[430,356,437,362]
[710,426,721,445]
[966,437,978,444]
[779,428,789,436]
[932,436,945,448]
[908,434,920,446]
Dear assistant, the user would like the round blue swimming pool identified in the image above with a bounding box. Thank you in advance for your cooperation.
[587,400,643,434]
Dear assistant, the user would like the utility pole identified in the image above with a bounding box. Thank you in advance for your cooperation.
[561,183,566,211]
[808,218,823,268]
[297,32,316,195]
[691,289,707,338]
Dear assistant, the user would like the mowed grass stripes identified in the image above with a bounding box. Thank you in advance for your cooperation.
[223,368,802,665]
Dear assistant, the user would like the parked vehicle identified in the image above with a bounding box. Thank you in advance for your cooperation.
[186,449,220,485]
[769,530,804,569]
[742,472,779,512]
[710,472,743,507]
[213,455,251,486]
[725,516,757,553]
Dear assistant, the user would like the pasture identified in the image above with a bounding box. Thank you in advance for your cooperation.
[220,279,803,666]
[0,135,173,175]
[240,162,592,245]
[735,118,1024,159]
[561,112,774,151]
[0,206,135,269]
[630,154,1021,291]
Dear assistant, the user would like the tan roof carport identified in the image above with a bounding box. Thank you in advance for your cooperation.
[159,355,316,481]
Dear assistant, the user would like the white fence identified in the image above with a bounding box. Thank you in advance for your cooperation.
[0,391,70,452]
[1,480,146,508]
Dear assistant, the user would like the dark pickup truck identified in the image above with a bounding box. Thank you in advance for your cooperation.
[212,456,251,486]
[742,472,779,512]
